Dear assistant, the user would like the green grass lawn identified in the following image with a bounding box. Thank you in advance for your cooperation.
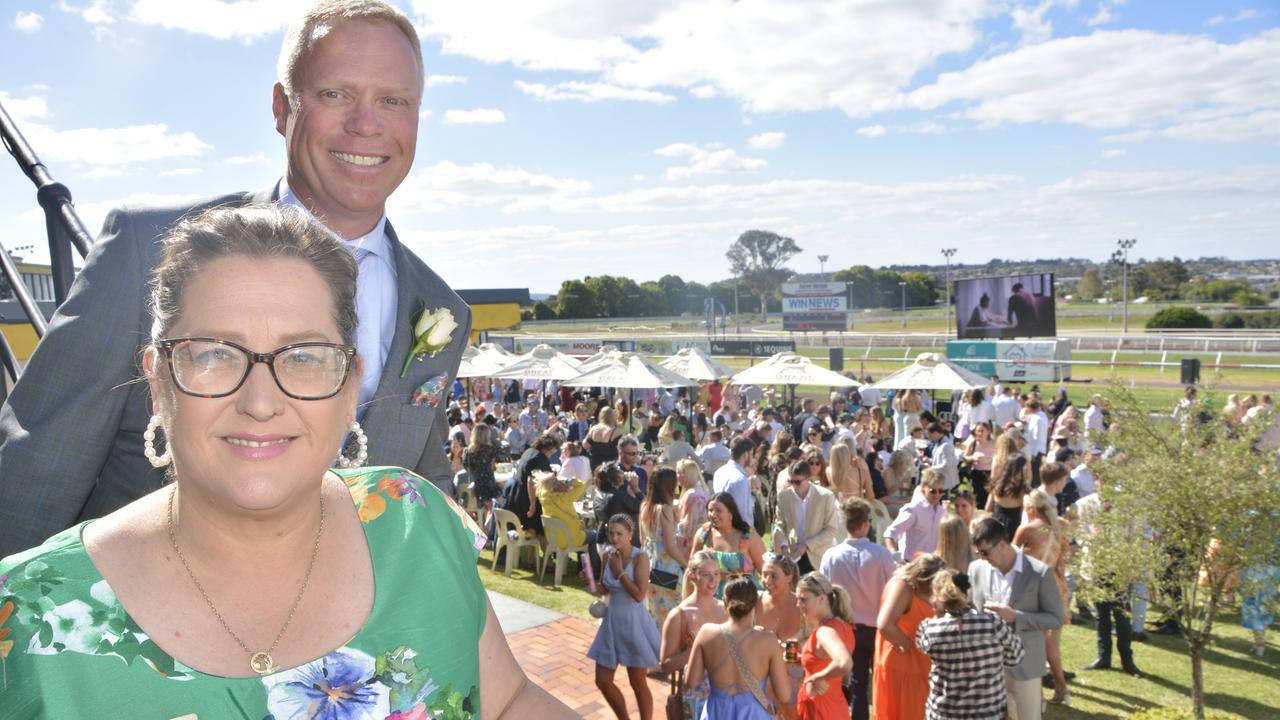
[481,550,1278,719]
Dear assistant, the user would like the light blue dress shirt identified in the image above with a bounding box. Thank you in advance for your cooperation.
[278,180,398,414]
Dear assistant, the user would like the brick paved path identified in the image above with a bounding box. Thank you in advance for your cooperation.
[507,615,673,719]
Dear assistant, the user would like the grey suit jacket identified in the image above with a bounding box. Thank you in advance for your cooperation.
[968,552,1065,681]
[0,186,470,558]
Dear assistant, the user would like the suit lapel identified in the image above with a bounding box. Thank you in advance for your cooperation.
[358,222,463,468]
[1011,556,1036,609]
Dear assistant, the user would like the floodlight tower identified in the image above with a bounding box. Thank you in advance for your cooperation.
[1112,238,1138,334]
[818,254,829,274]
[941,247,957,337]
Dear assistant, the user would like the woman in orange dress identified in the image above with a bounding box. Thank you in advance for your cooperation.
[795,573,854,720]
[873,554,946,720]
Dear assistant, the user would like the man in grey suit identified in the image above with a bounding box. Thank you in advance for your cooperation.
[0,0,469,558]
[968,517,1065,720]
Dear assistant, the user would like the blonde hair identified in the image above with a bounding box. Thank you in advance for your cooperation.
[894,553,947,595]
[797,572,854,625]
[936,514,972,573]
[1023,488,1061,535]
[682,550,720,599]
[468,421,491,451]
[827,443,855,495]
[676,458,702,491]
[599,407,617,428]
[277,0,423,103]
[895,390,922,414]
[931,568,970,614]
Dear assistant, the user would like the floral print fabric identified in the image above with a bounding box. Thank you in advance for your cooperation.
[0,467,485,719]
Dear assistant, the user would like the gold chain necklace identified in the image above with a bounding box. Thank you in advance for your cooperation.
[166,485,325,676]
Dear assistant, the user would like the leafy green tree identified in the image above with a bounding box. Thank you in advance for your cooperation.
[900,271,939,308]
[1230,290,1268,307]
[1146,306,1212,329]
[1075,387,1280,720]
[1076,267,1104,301]
[726,230,801,320]
[554,279,598,319]
[531,301,557,320]
[832,265,880,308]
[1132,258,1190,298]
[1199,278,1252,302]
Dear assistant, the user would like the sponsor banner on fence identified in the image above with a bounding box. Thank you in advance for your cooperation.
[782,282,848,331]
[511,338,635,355]
[947,340,1066,382]
[709,339,796,357]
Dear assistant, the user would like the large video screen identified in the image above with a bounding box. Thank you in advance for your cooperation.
[955,273,1056,339]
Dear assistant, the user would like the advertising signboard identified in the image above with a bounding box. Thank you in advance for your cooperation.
[947,340,1070,382]
[710,339,798,357]
[511,338,635,355]
[782,282,848,331]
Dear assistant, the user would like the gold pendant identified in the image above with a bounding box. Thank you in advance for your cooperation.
[250,651,275,675]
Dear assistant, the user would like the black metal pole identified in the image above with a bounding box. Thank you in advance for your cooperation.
[0,331,21,387]
[0,246,48,337]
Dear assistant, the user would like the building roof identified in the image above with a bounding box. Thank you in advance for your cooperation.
[456,288,531,306]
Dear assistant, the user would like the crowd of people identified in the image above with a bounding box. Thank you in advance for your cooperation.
[441,370,1280,719]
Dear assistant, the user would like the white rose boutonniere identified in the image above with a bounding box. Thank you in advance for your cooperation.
[400,306,458,377]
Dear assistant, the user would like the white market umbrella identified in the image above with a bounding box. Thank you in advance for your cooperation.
[455,344,514,378]
[729,352,858,388]
[489,343,584,381]
[575,346,627,374]
[659,347,734,382]
[563,353,698,390]
[869,352,988,391]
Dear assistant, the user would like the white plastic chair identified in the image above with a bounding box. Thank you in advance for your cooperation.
[539,515,589,587]
[491,507,541,576]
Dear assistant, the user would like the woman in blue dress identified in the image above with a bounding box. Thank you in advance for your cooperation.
[686,576,794,719]
[589,513,661,719]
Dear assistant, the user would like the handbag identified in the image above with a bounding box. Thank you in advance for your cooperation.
[665,669,685,720]
[650,567,681,590]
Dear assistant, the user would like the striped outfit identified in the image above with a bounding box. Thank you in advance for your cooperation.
[915,608,1024,720]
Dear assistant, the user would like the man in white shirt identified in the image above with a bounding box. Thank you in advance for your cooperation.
[834,412,858,448]
[1083,394,1106,447]
[858,378,881,410]
[820,497,895,720]
[696,429,732,474]
[1071,447,1101,497]
[883,469,947,560]
[774,459,842,574]
[713,436,757,523]
[992,386,1021,430]
[1022,399,1050,482]
[926,422,960,490]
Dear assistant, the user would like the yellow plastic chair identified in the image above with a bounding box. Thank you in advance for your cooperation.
[539,515,590,587]
[491,507,541,576]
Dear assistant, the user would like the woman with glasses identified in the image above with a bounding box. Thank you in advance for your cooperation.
[874,554,947,720]
[0,205,571,717]
[660,551,727,720]
[795,573,855,720]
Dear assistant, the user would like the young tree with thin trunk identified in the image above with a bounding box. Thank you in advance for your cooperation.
[1073,385,1280,720]
[726,229,801,321]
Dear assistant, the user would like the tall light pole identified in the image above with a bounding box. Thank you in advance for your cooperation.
[899,281,907,328]
[1112,238,1137,334]
[941,247,956,337]
[733,275,740,336]
[818,254,829,275]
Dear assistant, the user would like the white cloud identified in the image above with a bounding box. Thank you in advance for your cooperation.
[387,161,592,215]
[1010,1,1057,45]
[58,0,114,25]
[13,10,43,32]
[748,132,786,150]
[856,122,949,138]
[425,74,468,88]
[1100,148,1127,158]
[653,143,767,181]
[0,93,212,167]
[856,125,888,138]
[224,151,267,165]
[515,80,675,104]
[443,108,507,125]
[415,0,996,117]
[129,0,310,41]
[159,167,202,176]
[1208,9,1260,26]
[906,29,1280,142]
[84,167,128,178]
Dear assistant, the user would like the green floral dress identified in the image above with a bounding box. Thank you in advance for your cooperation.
[0,467,488,720]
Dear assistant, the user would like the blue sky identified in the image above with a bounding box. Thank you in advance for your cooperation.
[1,1,1276,294]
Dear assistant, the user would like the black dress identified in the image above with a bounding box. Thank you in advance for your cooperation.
[587,428,620,470]
[506,451,552,535]
[993,503,1023,540]
[461,444,502,502]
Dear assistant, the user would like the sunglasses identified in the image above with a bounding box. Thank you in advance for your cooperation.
[925,487,944,495]
[974,544,994,559]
